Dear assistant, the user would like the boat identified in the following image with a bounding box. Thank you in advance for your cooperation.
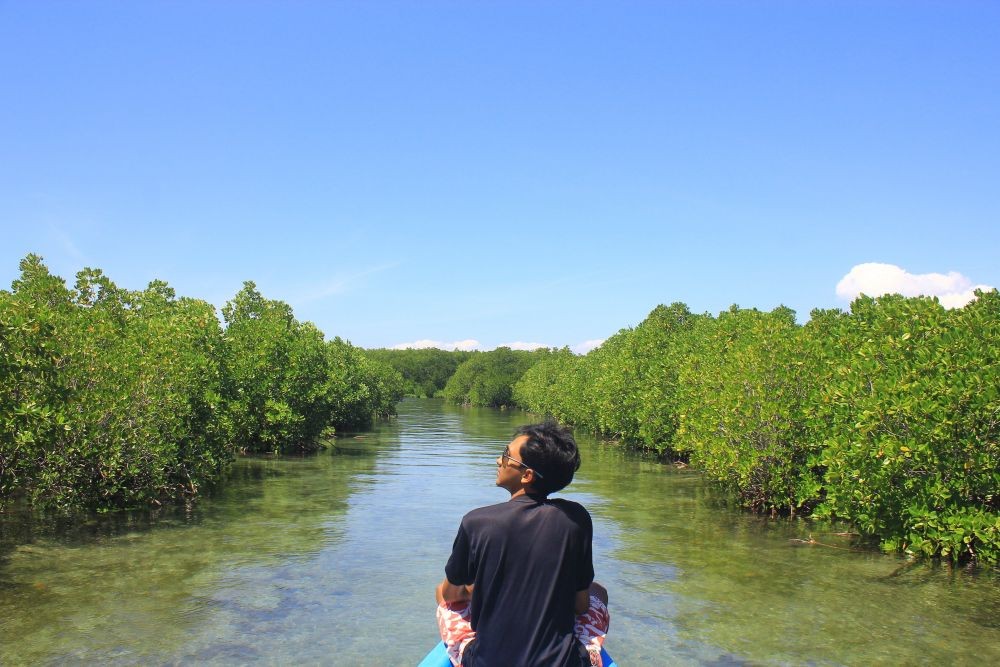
[418,641,617,666]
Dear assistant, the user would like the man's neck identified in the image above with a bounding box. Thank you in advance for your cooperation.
[508,487,546,500]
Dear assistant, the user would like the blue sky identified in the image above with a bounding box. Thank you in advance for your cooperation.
[2,1,997,352]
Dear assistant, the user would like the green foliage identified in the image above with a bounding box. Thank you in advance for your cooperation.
[510,296,1000,563]
[811,292,1000,563]
[513,347,585,423]
[326,337,405,430]
[443,348,546,407]
[220,283,331,454]
[6,253,997,561]
[0,261,68,503]
[674,306,823,513]
[514,303,702,454]
[220,283,405,453]
[1,256,404,511]
[365,347,472,397]
[1,255,229,509]
[597,303,702,451]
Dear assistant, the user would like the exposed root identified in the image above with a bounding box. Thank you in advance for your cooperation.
[789,534,863,552]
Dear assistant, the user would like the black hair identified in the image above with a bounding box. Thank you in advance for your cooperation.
[514,421,581,495]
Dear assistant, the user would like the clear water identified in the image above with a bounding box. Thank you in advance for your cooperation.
[1,398,998,665]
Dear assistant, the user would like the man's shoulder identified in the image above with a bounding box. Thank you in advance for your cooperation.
[546,496,589,511]
[461,499,516,523]
[460,497,592,527]
[544,497,593,522]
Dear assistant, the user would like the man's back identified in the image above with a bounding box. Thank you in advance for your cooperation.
[446,494,594,667]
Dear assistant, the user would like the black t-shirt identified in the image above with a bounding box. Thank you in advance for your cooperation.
[445,493,594,667]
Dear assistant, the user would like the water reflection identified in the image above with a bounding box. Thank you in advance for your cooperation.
[0,439,379,665]
[1,399,998,665]
[572,429,1000,665]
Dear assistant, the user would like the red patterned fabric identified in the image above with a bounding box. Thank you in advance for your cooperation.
[436,595,610,667]
[435,600,476,666]
[574,596,611,666]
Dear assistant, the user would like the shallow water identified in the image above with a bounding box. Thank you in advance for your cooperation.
[1,398,998,665]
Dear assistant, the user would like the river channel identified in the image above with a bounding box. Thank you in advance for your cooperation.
[2,398,999,665]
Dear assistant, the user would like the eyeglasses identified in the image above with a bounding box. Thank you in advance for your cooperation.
[500,445,544,479]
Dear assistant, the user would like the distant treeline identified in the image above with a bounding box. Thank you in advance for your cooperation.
[366,347,473,398]
[0,255,404,511]
[369,347,553,406]
[431,295,1000,564]
[441,347,551,406]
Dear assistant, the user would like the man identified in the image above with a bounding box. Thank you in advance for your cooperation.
[436,422,610,667]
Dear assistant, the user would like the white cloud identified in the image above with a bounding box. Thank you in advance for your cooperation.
[391,339,481,351]
[836,263,993,309]
[936,289,991,309]
[500,341,549,351]
[571,339,605,354]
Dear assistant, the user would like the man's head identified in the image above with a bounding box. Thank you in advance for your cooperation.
[508,421,580,496]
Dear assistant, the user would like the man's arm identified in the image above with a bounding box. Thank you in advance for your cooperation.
[575,581,607,615]
[436,578,474,604]
[573,505,597,616]
[574,587,590,615]
[441,521,475,605]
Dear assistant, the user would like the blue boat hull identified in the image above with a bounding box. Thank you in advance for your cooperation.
[418,641,617,667]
